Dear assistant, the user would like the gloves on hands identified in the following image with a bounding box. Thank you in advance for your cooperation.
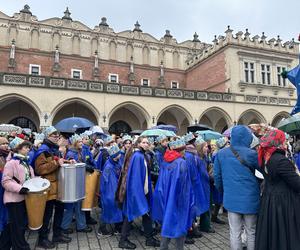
[19,187,29,195]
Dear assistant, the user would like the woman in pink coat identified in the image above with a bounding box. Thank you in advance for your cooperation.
[1,137,34,250]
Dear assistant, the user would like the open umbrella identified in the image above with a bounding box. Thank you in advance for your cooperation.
[223,126,233,137]
[130,130,144,136]
[55,117,94,133]
[141,129,176,137]
[277,115,300,134]
[249,123,275,137]
[187,124,213,133]
[0,124,22,133]
[151,124,177,133]
[195,130,223,141]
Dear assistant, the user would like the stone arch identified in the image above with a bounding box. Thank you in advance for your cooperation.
[237,109,267,125]
[271,111,290,127]
[157,105,193,135]
[0,93,41,131]
[109,40,117,60]
[199,107,232,132]
[108,102,150,133]
[51,98,99,125]
[30,29,39,49]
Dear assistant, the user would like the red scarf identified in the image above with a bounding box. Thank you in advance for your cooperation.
[258,129,286,167]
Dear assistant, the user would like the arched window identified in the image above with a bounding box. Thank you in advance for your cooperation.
[9,117,37,132]
[109,120,132,135]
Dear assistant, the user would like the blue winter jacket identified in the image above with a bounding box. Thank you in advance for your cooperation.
[214,125,260,214]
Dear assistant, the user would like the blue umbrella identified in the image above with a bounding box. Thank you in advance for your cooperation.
[151,124,177,133]
[196,130,223,141]
[55,117,94,133]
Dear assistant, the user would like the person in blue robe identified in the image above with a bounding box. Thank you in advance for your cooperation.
[95,135,114,172]
[195,139,215,233]
[61,134,92,234]
[98,145,123,236]
[154,135,168,169]
[152,138,194,250]
[119,135,132,167]
[116,136,160,249]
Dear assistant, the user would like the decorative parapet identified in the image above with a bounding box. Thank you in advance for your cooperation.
[187,25,299,67]
[0,72,294,106]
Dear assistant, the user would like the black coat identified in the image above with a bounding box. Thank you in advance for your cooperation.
[255,150,300,250]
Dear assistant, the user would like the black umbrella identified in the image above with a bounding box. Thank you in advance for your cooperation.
[187,124,213,133]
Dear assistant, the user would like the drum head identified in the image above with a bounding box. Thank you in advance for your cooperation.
[23,177,50,193]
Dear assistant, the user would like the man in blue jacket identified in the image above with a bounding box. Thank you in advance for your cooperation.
[214,125,260,250]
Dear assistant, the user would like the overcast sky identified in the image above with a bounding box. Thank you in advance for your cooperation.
[1,0,299,44]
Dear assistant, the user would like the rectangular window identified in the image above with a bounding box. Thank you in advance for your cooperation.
[141,79,150,86]
[171,81,179,89]
[29,64,41,76]
[109,73,118,83]
[261,64,271,85]
[244,62,255,83]
[277,66,286,86]
[71,69,82,79]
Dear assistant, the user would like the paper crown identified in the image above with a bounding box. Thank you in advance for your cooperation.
[80,131,92,138]
[9,137,24,149]
[147,137,155,145]
[210,139,217,145]
[43,126,58,137]
[122,135,132,143]
[104,135,114,145]
[216,137,227,149]
[157,134,167,143]
[108,144,121,157]
[169,138,186,150]
[70,134,82,145]
[195,136,205,146]
[183,132,195,144]
[34,133,45,141]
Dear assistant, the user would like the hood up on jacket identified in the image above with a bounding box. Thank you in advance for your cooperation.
[230,125,253,148]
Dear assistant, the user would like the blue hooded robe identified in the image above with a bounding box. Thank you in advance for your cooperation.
[95,148,109,172]
[152,152,194,238]
[119,150,126,167]
[185,149,206,217]
[211,152,223,205]
[82,144,96,167]
[100,158,123,224]
[123,149,152,222]
[197,156,210,214]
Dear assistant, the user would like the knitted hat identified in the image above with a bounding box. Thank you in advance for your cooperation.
[69,134,82,145]
[0,137,9,145]
[9,137,25,150]
[108,144,121,158]
[43,126,58,137]
[157,135,167,143]
[183,132,195,144]
[169,139,186,151]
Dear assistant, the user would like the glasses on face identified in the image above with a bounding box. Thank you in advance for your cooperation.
[125,142,132,145]
[50,134,60,138]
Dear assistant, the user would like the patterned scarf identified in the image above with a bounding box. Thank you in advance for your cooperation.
[258,129,286,167]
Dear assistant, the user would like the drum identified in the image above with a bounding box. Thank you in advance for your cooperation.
[57,163,86,202]
[23,177,50,230]
[82,170,100,211]
[93,171,101,208]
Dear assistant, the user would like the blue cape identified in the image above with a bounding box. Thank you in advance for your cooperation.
[123,150,152,222]
[30,142,61,169]
[211,152,223,205]
[197,156,210,213]
[28,148,37,167]
[119,150,125,167]
[100,158,123,224]
[152,157,194,238]
[0,172,8,232]
[82,144,96,167]
[185,151,208,216]
[96,148,109,172]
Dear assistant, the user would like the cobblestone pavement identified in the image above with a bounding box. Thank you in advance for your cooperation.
[26,210,230,250]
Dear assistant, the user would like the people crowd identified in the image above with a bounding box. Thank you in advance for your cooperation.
[0,123,299,250]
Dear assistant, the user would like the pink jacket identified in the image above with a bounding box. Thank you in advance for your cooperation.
[2,159,34,204]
